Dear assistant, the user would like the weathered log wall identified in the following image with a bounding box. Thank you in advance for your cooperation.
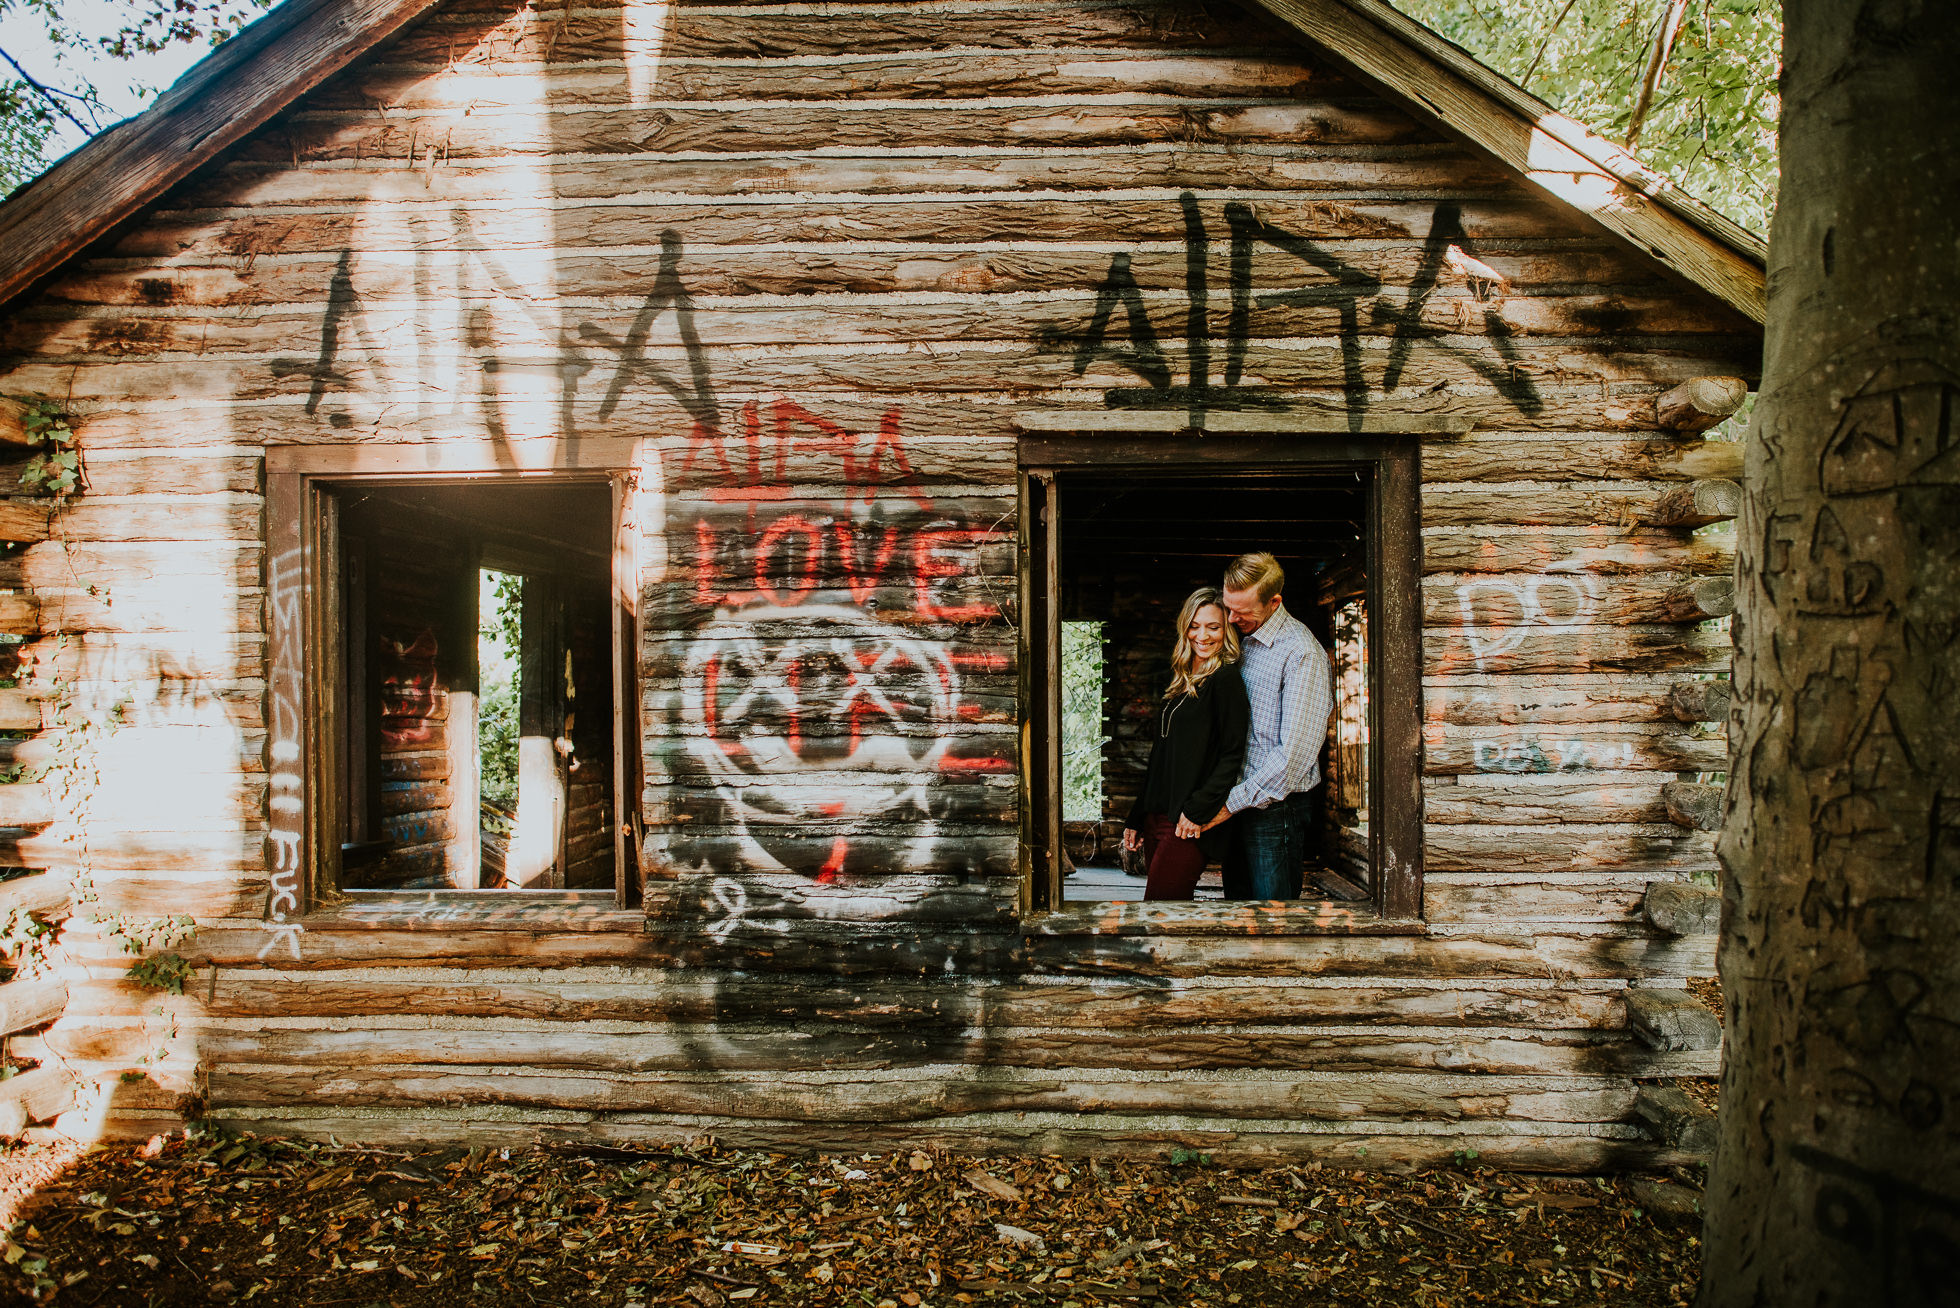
[0,0,1748,1162]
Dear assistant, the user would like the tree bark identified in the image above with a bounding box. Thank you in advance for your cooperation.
[1701,3,1960,1304]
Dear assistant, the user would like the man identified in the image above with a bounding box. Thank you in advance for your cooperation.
[1201,552,1333,900]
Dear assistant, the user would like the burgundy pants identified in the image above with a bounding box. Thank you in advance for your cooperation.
[1140,813,1207,901]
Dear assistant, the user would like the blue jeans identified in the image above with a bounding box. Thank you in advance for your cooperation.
[1224,792,1310,901]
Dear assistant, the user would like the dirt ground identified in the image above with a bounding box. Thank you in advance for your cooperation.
[0,1130,1711,1308]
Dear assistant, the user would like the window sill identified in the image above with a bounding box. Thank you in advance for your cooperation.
[318,890,640,931]
[1023,900,1427,937]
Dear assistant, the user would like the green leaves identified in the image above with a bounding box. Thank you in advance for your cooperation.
[1390,0,1780,231]
[127,950,194,994]
[11,395,82,498]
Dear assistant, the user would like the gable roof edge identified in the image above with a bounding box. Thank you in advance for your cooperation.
[1250,0,1767,324]
[0,0,444,312]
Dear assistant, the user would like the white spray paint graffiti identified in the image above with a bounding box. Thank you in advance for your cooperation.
[681,605,962,882]
[704,878,749,943]
[264,539,307,961]
[1470,737,1639,772]
[1454,573,1600,671]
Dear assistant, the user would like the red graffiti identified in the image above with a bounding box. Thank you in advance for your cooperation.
[679,398,1012,878]
[755,515,823,607]
[378,628,440,747]
[833,520,901,604]
[681,400,930,510]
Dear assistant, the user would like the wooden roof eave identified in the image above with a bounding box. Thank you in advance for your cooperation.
[0,0,1769,326]
[1248,0,1768,325]
[0,0,445,312]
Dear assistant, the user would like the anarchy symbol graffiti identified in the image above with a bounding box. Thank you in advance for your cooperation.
[681,606,962,877]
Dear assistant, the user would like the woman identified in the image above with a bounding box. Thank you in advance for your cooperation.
[1121,587,1251,901]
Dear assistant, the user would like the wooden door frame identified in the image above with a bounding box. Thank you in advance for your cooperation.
[1017,434,1424,926]
[265,439,644,919]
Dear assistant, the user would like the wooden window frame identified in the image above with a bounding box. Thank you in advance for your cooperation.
[265,440,644,929]
[1018,432,1425,935]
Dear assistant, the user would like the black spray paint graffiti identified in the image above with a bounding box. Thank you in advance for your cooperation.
[268,223,1012,894]
[1058,191,1543,429]
[272,248,364,428]
[271,212,714,446]
[583,229,717,429]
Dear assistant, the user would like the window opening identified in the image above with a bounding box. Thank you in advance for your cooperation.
[1039,467,1385,908]
[334,481,620,895]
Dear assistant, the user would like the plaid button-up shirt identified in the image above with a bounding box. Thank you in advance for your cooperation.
[1226,603,1335,813]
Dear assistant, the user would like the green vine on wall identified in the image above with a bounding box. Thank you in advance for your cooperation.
[0,396,195,1008]
[13,397,82,497]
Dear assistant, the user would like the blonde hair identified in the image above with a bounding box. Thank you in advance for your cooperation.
[1223,551,1286,603]
[1165,588,1241,701]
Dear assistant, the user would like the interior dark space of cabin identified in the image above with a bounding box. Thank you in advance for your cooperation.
[1057,470,1373,905]
[333,479,618,895]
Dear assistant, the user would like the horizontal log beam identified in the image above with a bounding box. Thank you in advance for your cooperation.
[169,922,1714,980]
[1632,1084,1716,1154]
[0,977,66,1035]
[203,1064,1640,1126]
[0,871,69,919]
[1668,678,1732,723]
[1659,576,1735,622]
[1643,881,1721,936]
[0,398,36,448]
[79,973,1628,1031]
[0,499,50,543]
[1624,988,1722,1053]
[1424,623,1729,676]
[1423,436,1743,484]
[187,1107,1706,1172]
[0,1063,75,1140]
[1653,376,1748,432]
[153,1020,1707,1078]
[1423,528,1733,576]
[0,687,41,731]
[1643,478,1741,527]
[1662,781,1724,832]
[0,783,53,828]
[1014,407,1473,435]
[1425,722,1726,775]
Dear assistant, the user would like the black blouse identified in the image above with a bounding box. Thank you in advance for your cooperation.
[1125,662,1251,857]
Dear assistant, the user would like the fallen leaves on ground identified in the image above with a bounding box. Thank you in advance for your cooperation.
[0,1131,1709,1306]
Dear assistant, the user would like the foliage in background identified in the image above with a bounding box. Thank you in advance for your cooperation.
[478,678,519,811]
[1061,622,1107,822]
[478,572,523,812]
[0,78,55,189]
[1387,0,1780,231]
[0,0,273,191]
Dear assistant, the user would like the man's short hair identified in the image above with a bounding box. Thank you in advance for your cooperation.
[1224,551,1285,603]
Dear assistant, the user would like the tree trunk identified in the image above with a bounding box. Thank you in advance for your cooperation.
[1700,3,1960,1304]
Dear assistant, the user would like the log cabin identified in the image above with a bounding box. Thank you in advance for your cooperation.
[0,0,1756,1165]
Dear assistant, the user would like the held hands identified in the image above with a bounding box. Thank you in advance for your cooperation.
[1168,808,1232,840]
[1121,827,1142,852]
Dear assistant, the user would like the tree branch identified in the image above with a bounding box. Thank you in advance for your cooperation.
[0,44,98,138]
[1625,0,1691,150]
[1522,0,1582,86]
